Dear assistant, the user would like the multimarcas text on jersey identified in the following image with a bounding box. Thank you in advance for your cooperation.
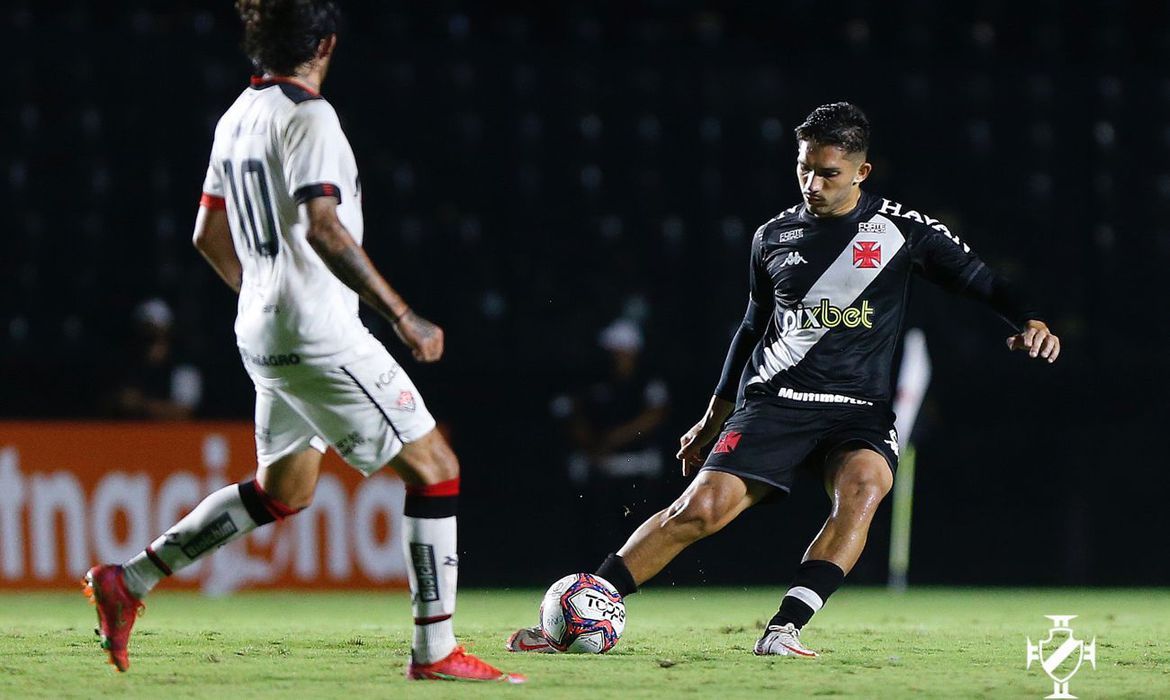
[713,191,1039,408]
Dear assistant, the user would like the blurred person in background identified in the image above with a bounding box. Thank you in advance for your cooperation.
[104,298,203,420]
[555,319,670,561]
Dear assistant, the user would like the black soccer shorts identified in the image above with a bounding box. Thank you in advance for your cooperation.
[700,394,899,496]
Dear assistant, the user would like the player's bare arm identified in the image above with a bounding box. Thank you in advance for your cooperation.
[1007,319,1061,363]
[677,395,734,476]
[192,205,242,294]
[303,196,444,362]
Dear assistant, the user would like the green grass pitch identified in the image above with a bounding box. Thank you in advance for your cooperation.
[0,587,1166,698]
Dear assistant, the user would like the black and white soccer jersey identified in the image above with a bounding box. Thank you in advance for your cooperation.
[714,191,1037,408]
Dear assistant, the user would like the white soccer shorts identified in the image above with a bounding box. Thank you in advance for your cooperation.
[250,343,436,476]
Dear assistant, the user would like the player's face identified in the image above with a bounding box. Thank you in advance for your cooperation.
[796,141,870,217]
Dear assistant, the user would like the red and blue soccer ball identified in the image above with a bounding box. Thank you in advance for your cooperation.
[539,573,627,653]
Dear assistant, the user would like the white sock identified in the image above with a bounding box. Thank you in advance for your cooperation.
[121,481,284,599]
[404,512,459,664]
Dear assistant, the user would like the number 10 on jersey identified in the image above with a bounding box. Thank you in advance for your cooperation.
[223,158,280,258]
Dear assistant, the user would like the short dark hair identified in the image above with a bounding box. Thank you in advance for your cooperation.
[237,0,340,76]
[794,102,870,154]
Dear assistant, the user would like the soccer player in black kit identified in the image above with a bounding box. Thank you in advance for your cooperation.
[507,102,1061,657]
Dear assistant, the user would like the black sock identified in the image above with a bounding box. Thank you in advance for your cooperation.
[770,559,845,629]
[594,553,638,597]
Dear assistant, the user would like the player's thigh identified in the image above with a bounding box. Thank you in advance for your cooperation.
[819,409,899,500]
[276,345,437,476]
[253,380,328,469]
[670,469,773,527]
[251,383,327,508]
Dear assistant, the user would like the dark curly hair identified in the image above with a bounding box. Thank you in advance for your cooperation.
[237,0,340,76]
[794,102,870,154]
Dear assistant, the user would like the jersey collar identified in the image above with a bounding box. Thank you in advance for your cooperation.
[799,190,874,224]
[249,75,321,96]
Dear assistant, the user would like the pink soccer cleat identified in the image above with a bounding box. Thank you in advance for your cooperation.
[407,646,527,683]
[82,564,144,672]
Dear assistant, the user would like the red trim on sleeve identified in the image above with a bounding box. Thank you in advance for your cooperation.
[406,478,461,498]
[199,193,226,210]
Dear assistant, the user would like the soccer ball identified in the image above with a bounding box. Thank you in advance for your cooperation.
[539,573,626,653]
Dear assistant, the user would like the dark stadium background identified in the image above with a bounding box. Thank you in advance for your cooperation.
[3,1,1168,587]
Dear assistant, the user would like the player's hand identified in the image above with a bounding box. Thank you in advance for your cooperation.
[394,311,444,362]
[1006,319,1060,363]
[676,418,724,478]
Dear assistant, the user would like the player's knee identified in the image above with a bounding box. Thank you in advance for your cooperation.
[836,462,892,504]
[255,479,313,514]
[404,430,459,484]
[281,492,313,513]
[663,493,724,540]
[432,445,459,483]
[426,433,459,482]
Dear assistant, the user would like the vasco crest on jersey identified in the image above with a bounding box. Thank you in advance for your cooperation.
[852,241,882,269]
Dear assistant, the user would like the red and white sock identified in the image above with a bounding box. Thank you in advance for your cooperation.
[121,480,297,599]
[404,478,460,664]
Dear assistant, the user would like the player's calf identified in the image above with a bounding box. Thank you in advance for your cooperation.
[118,479,301,600]
[764,559,846,639]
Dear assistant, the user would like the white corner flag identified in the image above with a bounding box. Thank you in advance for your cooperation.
[888,328,931,592]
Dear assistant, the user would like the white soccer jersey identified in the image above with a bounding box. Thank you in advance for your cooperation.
[201,76,371,382]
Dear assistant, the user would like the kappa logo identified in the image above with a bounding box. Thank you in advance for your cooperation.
[885,429,900,458]
[1026,615,1096,699]
[853,241,882,269]
[712,431,742,455]
[780,251,808,267]
[396,391,416,412]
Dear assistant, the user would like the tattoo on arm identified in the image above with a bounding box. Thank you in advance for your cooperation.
[400,311,438,338]
[310,226,408,323]
[330,246,383,299]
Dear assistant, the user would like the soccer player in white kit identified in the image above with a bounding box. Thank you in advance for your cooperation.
[83,0,525,683]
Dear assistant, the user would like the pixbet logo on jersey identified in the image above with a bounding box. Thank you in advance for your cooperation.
[781,299,875,332]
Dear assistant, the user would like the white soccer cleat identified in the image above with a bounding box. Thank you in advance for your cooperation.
[753,623,818,657]
[504,626,558,653]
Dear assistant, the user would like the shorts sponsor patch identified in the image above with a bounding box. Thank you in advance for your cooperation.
[335,430,367,458]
